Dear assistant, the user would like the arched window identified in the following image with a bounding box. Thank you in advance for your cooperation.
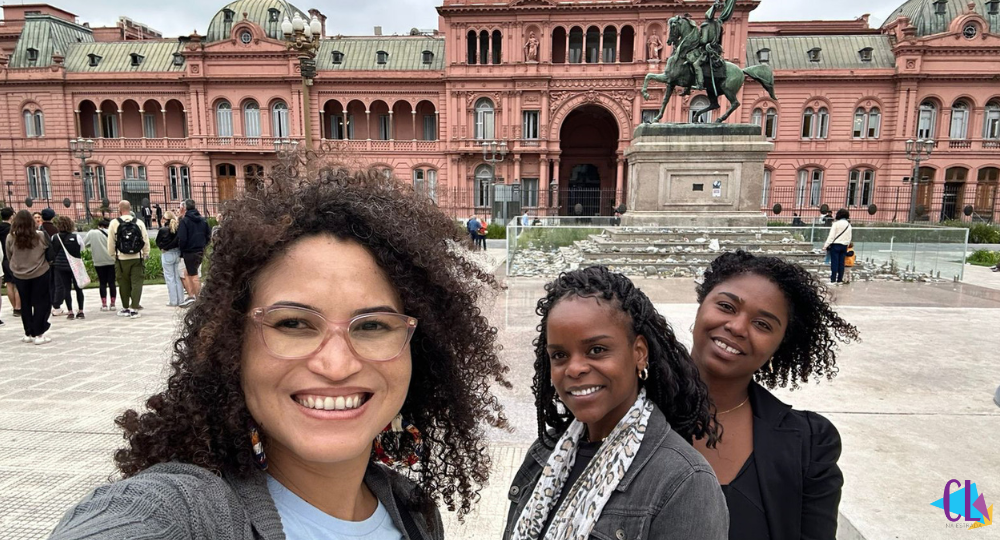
[764,108,778,139]
[413,168,438,202]
[480,30,490,65]
[123,163,147,180]
[216,100,233,137]
[949,101,970,140]
[917,101,937,139]
[475,164,493,207]
[467,30,477,64]
[801,108,815,139]
[853,107,882,139]
[689,96,714,123]
[474,98,495,140]
[848,169,875,207]
[491,30,502,65]
[585,26,600,63]
[272,101,289,138]
[984,101,1000,140]
[751,108,763,133]
[796,168,824,207]
[853,108,866,138]
[26,165,51,199]
[602,26,617,62]
[568,27,584,63]
[868,107,881,138]
[817,107,829,139]
[167,164,192,200]
[23,109,43,137]
[244,101,261,138]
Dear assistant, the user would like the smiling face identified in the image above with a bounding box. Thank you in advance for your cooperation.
[546,295,648,441]
[692,273,789,383]
[241,234,411,468]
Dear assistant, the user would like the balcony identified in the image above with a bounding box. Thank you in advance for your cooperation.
[948,140,972,149]
[330,139,441,153]
[92,138,190,150]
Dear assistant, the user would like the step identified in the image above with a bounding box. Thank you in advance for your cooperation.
[605,229,799,243]
[578,252,827,264]
[586,237,815,253]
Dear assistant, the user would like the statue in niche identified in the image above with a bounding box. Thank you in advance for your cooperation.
[523,31,540,62]
[640,0,776,124]
[646,30,663,61]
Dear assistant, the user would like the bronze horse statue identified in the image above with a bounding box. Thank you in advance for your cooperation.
[641,16,776,123]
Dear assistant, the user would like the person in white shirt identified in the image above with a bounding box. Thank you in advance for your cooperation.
[822,209,852,285]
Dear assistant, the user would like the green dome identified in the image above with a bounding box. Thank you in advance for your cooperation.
[205,0,305,42]
[882,0,998,36]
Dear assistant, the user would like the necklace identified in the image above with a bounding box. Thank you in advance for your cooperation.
[717,396,749,415]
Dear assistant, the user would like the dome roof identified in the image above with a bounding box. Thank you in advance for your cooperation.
[205,0,305,42]
[882,0,997,36]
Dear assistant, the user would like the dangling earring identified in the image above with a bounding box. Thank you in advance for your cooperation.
[638,366,649,381]
[249,422,267,471]
[373,413,424,466]
[767,358,774,372]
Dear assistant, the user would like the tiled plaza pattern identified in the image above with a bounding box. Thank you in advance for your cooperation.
[2,264,1000,539]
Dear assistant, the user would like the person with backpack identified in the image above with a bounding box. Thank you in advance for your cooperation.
[176,199,211,307]
[466,215,480,251]
[52,216,86,320]
[141,204,153,229]
[107,200,150,318]
[84,219,116,312]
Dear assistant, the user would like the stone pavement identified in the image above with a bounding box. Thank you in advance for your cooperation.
[2,274,999,539]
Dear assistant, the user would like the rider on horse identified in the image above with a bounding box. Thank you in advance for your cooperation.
[688,1,727,91]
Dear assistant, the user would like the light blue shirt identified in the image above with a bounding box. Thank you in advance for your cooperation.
[267,476,405,540]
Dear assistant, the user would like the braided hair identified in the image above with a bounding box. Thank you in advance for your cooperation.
[696,250,860,390]
[532,266,719,448]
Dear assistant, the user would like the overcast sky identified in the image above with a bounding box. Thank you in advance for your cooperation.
[2,0,907,37]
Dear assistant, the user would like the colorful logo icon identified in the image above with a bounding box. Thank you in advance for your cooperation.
[931,480,993,530]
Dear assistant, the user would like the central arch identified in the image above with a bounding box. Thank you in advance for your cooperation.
[558,104,620,216]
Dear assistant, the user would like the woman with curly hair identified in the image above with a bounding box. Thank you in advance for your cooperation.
[51,167,510,540]
[504,266,728,540]
[690,250,860,540]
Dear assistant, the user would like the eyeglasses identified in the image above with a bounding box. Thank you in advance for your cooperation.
[250,306,418,361]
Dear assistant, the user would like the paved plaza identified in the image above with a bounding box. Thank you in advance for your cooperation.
[1,262,999,539]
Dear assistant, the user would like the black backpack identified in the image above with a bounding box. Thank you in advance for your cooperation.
[116,218,144,255]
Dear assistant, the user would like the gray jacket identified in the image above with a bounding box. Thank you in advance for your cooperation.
[503,404,729,540]
[50,462,443,540]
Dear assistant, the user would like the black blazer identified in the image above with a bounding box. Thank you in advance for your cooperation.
[748,381,843,540]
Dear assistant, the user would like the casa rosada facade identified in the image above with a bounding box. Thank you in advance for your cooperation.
[1,0,999,223]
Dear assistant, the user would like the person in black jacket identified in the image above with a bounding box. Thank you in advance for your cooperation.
[155,211,184,307]
[52,217,86,320]
[1,207,22,322]
[690,251,860,540]
[176,199,211,306]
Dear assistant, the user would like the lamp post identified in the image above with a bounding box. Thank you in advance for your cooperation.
[482,140,508,222]
[904,138,935,222]
[69,138,95,220]
[281,12,322,151]
[5,181,13,207]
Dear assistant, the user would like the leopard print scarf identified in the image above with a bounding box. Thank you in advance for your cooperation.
[513,389,653,540]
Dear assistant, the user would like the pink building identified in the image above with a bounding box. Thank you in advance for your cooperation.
[1,0,998,223]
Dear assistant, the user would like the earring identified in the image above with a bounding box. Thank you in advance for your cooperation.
[638,366,649,381]
[373,413,424,466]
[767,358,774,372]
[249,422,267,471]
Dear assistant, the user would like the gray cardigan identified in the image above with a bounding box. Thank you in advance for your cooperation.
[50,462,443,540]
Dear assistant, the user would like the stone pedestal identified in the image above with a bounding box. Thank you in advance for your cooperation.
[623,123,772,227]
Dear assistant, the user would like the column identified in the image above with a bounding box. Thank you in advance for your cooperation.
[616,157,625,202]
[541,92,551,140]
[598,32,604,64]
[552,158,561,210]
[388,110,394,141]
[343,111,349,139]
[434,111,440,141]
[617,31,622,64]
[161,109,168,138]
[540,155,550,211]
[566,32,571,63]
[74,110,81,138]
[514,156,521,183]
[365,109,371,141]
[116,109,123,138]
[139,109,145,138]
[318,110,325,139]
[411,110,417,140]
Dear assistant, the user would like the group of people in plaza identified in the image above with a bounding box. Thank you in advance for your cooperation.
[0,198,212,342]
[44,166,860,540]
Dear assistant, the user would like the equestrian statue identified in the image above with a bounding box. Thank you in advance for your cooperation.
[641,0,776,124]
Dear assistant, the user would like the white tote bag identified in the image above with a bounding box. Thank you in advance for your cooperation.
[56,234,92,288]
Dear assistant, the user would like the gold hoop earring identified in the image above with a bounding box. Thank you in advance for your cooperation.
[638,367,649,381]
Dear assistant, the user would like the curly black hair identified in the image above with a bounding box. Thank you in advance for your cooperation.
[532,266,720,448]
[113,166,510,517]
[696,250,860,390]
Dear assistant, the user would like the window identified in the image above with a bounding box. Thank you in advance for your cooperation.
[853,107,881,139]
[244,102,261,137]
[917,101,937,139]
[376,51,388,65]
[641,110,659,124]
[101,113,119,138]
[26,48,39,65]
[868,108,881,138]
[85,165,106,200]
[689,96,714,123]
[240,31,253,44]
[272,102,289,138]
[859,48,873,62]
[989,0,1000,14]
[963,24,978,40]
[223,9,235,22]
[751,108,763,131]
[797,168,823,207]
[332,51,344,64]
[474,98,495,140]
[762,169,771,207]
[475,165,493,207]
[934,0,947,15]
[216,101,233,137]
[23,110,44,137]
[801,106,828,139]
[817,108,829,139]
[801,108,815,138]
[423,114,437,140]
[950,101,969,139]
[756,49,770,64]
[124,164,147,180]
[848,169,875,207]
[88,53,102,67]
[268,8,280,22]
[807,48,821,62]
[143,113,156,138]
[985,102,1000,140]
[168,165,191,200]
[492,30,503,65]
[172,53,184,66]
[853,108,866,138]
[26,165,51,199]
[522,178,539,207]
[467,30,477,64]
[130,53,144,67]
[764,108,777,139]
[523,110,539,139]
[412,168,438,201]
[422,50,434,65]
[378,115,390,140]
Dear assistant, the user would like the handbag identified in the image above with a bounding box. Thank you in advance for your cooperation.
[56,234,92,288]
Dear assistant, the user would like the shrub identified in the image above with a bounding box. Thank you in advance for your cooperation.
[486,223,506,239]
[940,220,1000,244]
[516,227,602,251]
[967,250,1000,267]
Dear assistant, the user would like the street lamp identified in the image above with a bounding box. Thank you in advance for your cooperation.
[482,140,508,221]
[69,138,95,220]
[5,182,13,207]
[904,138,935,222]
[281,12,323,150]
[273,138,299,158]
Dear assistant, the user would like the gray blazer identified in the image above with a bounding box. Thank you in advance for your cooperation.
[49,462,443,540]
[503,404,729,540]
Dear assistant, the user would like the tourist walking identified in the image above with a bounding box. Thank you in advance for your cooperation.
[107,200,150,318]
[466,215,480,250]
[690,251,859,540]
[823,209,852,284]
[52,217,86,320]
[154,204,163,228]
[505,266,728,540]
[477,219,488,251]
[176,199,211,307]
[155,211,184,307]
[140,203,153,228]
[84,219,116,312]
[5,210,53,344]
[1,207,22,323]
[50,166,509,540]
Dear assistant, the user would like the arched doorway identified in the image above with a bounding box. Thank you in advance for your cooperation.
[216,163,237,202]
[558,105,619,216]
